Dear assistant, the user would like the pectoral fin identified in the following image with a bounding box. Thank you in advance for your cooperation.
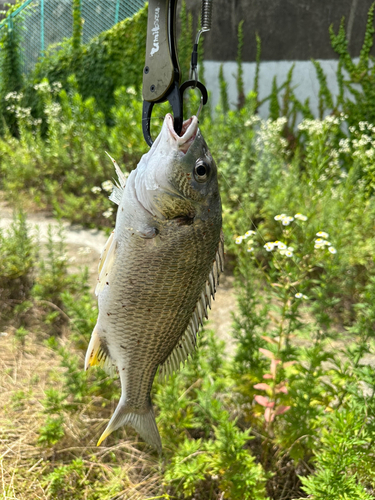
[96,231,117,295]
[85,325,117,377]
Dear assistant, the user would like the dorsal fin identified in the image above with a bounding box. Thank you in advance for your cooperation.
[158,230,224,381]
[106,152,127,205]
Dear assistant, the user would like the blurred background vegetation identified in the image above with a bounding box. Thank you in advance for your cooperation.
[2,2,375,500]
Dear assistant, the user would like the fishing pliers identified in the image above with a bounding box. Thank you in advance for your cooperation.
[142,0,212,147]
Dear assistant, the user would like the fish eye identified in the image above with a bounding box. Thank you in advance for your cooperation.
[194,161,209,183]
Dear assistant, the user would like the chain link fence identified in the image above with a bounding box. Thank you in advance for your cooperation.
[0,0,145,75]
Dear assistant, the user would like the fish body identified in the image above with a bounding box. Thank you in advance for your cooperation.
[85,114,223,453]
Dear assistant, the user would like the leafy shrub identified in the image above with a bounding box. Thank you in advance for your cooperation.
[24,5,147,119]
[0,211,34,325]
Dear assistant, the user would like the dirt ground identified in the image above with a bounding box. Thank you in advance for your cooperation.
[0,201,238,353]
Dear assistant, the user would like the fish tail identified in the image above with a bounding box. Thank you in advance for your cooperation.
[97,397,162,454]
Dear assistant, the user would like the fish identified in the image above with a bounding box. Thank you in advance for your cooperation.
[85,113,224,454]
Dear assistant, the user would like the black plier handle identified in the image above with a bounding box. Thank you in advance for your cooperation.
[142,0,181,146]
[142,0,208,147]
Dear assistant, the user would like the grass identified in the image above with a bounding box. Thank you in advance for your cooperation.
[0,328,162,499]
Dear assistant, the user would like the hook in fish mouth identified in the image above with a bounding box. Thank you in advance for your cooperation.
[166,114,198,153]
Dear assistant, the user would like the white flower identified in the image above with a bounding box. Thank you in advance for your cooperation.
[274,214,285,221]
[34,81,51,93]
[294,213,308,221]
[101,180,113,192]
[285,250,293,258]
[264,242,275,252]
[282,219,291,226]
[328,246,337,254]
[102,207,114,218]
[5,91,23,101]
[247,247,254,252]
[235,236,243,245]
[295,293,303,299]
[277,242,287,250]
[245,230,256,237]
[316,231,329,238]
[303,295,309,300]
[91,186,102,194]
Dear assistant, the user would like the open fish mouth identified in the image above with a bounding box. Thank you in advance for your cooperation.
[166,114,198,154]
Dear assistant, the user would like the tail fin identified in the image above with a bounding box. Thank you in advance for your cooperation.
[97,397,162,454]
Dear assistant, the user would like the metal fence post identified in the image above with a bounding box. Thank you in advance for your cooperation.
[41,0,44,56]
[115,0,120,24]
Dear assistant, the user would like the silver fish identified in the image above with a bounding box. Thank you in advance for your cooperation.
[85,113,223,453]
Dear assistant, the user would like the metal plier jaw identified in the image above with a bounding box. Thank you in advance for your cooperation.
[142,0,208,147]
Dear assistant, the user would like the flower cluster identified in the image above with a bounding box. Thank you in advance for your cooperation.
[295,293,308,299]
[314,231,337,254]
[274,213,308,225]
[5,91,23,101]
[235,230,256,245]
[91,186,102,194]
[45,102,61,117]
[264,241,294,257]
[298,115,342,136]
[101,180,113,193]
[33,81,62,95]
[254,117,288,154]
[102,206,114,218]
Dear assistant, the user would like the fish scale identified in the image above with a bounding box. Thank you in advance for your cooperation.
[85,113,223,453]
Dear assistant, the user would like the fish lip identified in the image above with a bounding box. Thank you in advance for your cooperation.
[166,114,198,153]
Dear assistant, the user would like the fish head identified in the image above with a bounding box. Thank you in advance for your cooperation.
[134,114,221,221]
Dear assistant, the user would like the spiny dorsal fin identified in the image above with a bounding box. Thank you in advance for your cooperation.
[85,324,117,377]
[158,230,225,381]
[96,231,117,296]
[105,152,127,205]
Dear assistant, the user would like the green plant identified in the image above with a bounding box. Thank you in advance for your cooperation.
[298,404,375,500]
[72,0,82,51]
[0,3,23,135]
[23,5,148,120]
[38,415,65,446]
[0,210,34,326]
[236,20,245,110]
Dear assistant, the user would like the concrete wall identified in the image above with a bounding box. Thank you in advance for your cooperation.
[184,0,374,61]
[179,0,374,116]
[204,59,342,117]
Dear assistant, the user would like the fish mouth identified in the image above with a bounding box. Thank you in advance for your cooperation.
[166,114,198,154]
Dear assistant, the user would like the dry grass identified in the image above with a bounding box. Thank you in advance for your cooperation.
[0,329,163,500]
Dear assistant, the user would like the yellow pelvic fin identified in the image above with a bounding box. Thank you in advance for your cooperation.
[85,325,102,370]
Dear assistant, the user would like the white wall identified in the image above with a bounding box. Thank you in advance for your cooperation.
[204,59,344,118]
